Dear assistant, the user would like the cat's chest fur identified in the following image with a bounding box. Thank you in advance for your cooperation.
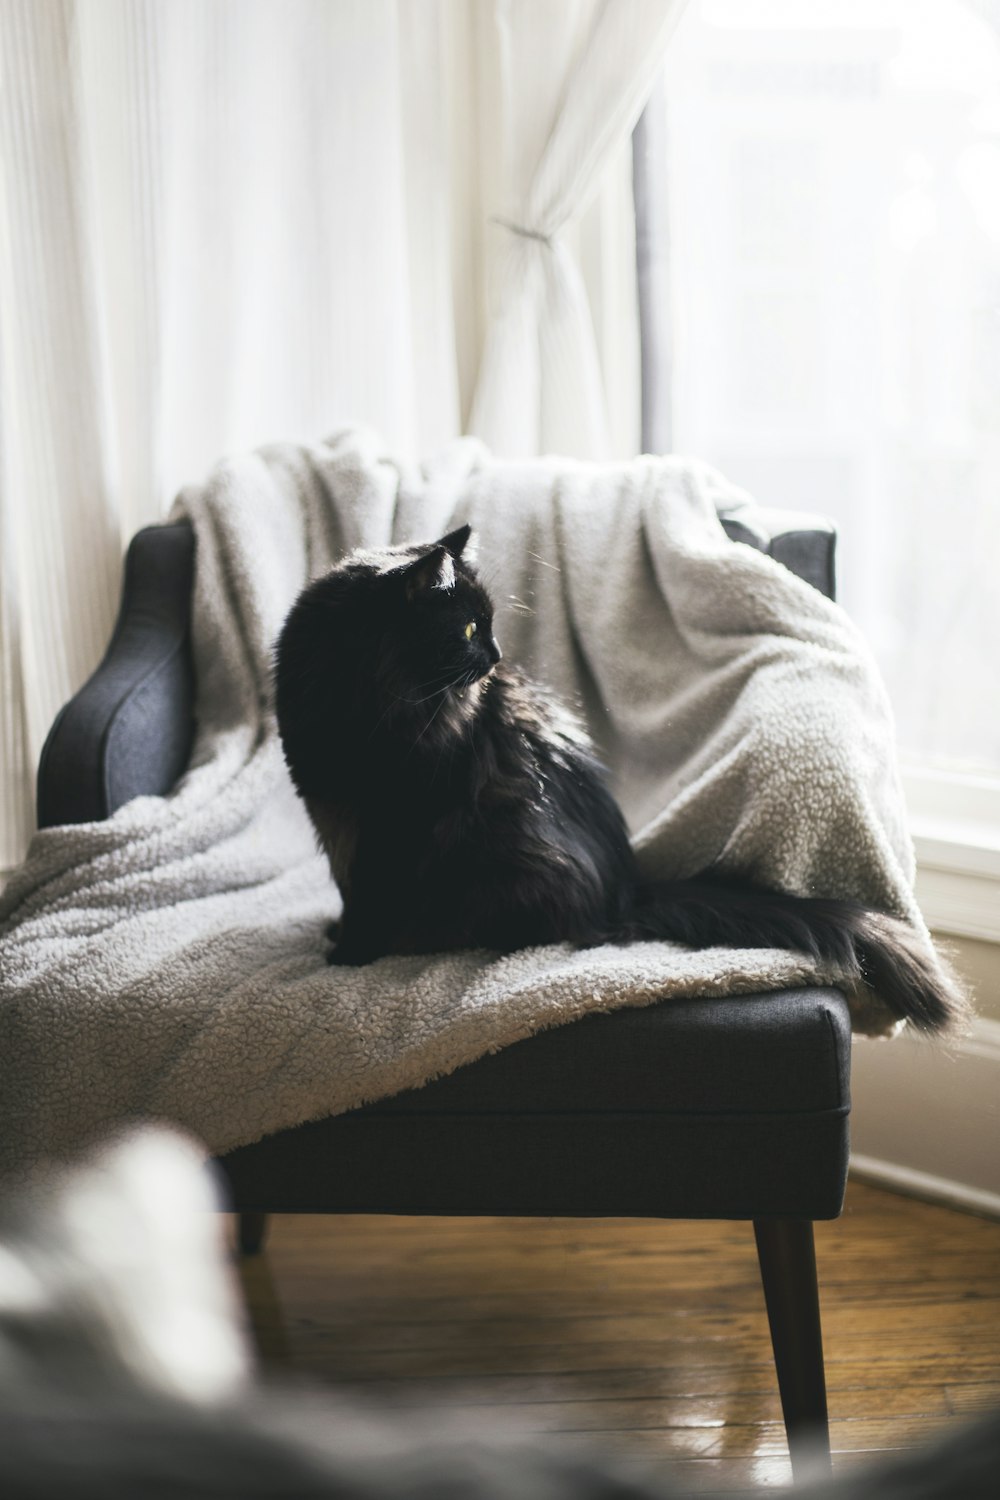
[307,685,536,890]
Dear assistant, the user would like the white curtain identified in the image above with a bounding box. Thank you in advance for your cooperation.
[468,0,687,459]
[0,0,464,869]
[0,0,677,871]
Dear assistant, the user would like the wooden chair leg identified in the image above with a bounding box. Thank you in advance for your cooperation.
[753,1217,831,1480]
[238,1211,269,1257]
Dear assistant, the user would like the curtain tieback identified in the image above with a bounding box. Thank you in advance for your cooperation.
[491,215,554,247]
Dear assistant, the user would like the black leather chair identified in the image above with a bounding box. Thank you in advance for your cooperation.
[37,506,848,1479]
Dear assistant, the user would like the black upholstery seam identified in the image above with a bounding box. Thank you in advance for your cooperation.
[35,699,75,825]
[100,635,191,815]
[822,998,850,1110]
[355,1103,852,1122]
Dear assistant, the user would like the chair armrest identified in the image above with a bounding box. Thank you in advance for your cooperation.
[720,507,836,601]
[36,521,197,828]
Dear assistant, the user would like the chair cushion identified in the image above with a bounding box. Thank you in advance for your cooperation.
[366,985,849,1117]
[217,987,852,1221]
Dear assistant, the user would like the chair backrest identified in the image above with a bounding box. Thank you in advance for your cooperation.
[36,511,836,827]
[37,522,196,827]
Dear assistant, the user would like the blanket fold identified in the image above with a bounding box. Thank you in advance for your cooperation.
[0,430,940,1178]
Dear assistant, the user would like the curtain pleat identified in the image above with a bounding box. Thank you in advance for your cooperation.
[468,0,687,459]
[0,0,466,870]
[0,0,121,868]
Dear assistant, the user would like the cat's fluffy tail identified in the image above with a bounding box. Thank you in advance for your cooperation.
[631,877,970,1034]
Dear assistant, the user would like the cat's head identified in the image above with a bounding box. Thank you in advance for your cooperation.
[277,525,503,737]
[383,524,503,700]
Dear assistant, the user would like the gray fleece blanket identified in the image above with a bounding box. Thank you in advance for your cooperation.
[0,429,927,1179]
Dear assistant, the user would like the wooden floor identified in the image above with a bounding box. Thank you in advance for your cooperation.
[238,1180,1000,1493]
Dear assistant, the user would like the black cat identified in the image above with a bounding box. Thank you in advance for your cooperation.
[274,525,963,1032]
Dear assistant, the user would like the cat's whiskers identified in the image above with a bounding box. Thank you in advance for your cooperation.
[412,666,486,756]
[527,550,561,572]
[366,669,465,739]
[402,680,462,706]
[409,687,456,750]
[507,594,535,615]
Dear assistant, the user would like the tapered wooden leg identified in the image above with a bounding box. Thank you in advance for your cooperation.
[238,1211,269,1256]
[753,1217,831,1480]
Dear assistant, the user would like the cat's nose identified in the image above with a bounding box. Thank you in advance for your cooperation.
[488,636,503,665]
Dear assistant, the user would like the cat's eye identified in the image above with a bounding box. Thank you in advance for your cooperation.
[465,621,477,640]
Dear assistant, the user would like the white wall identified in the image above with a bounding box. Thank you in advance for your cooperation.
[851,930,1000,1215]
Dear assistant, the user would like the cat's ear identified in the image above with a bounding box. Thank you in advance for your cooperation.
[403,546,455,599]
[437,523,471,558]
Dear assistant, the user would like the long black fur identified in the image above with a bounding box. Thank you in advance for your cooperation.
[274,527,965,1033]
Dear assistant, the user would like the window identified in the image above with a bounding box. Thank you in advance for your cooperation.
[660,0,1000,784]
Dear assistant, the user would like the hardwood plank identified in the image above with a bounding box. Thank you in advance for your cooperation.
[945,1383,1000,1414]
[239,1268,1000,1312]
[326,1389,956,1433]
[275,1338,1000,1382]
[533,1414,956,1458]
[253,1300,1000,1350]
[273,1366,978,1408]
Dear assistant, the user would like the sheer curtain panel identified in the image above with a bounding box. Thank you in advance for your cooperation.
[0,0,462,870]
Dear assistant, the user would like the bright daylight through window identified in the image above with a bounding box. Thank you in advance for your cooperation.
[662,0,1000,788]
